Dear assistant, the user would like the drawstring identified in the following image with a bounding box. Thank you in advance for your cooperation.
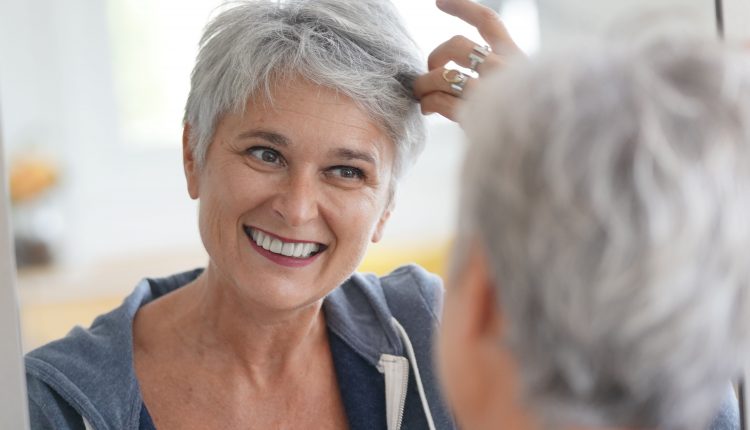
[391,317,437,430]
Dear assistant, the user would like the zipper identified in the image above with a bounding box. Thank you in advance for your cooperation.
[377,354,409,430]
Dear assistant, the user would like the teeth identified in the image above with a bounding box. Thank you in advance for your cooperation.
[281,242,295,257]
[250,228,321,258]
[270,239,282,254]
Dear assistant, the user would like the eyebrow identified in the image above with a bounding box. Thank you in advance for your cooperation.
[329,148,377,166]
[236,130,290,146]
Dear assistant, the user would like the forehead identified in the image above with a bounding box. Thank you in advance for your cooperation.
[223,77,394,154]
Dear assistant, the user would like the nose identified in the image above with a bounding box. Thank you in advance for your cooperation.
[271,174,320,227]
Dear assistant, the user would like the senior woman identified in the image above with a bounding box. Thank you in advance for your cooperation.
[439,28,749,430]
[22,0,489,429]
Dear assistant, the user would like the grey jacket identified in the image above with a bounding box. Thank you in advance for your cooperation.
[25,265,455,430]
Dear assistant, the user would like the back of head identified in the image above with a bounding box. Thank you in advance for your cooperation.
[459,29,750,429]
[184,0,425,179]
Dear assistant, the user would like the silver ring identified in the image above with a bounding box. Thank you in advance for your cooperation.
[469,45,490,73]
[442,69,469,96]
[450,74,468,96]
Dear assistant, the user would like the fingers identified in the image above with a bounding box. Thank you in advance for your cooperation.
[419,92,460,122]
[435,0,520,53]
[413,68,477,102]
[427,35,506,75]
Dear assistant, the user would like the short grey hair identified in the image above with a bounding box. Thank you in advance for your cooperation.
[457,31,750,429]
[183,0,425,180]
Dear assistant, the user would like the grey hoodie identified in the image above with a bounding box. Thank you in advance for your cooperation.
[25,265,455,430]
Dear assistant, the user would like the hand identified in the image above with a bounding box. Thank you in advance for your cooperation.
[414,0,523,121]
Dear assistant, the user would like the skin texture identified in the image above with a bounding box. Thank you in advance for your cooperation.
[132,77,395,429]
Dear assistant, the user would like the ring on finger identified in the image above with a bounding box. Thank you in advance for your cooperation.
[442,69,468,96]
[469,45,491,73]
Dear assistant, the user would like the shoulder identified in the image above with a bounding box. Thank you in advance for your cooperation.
[24,280,153,430]
[371,264,444,323]
[24,269,204,429]
[335,264,444,324]
[325,264,444,362]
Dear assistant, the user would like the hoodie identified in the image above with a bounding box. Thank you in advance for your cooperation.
[25,265,455,430]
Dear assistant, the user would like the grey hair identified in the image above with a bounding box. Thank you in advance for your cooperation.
[183,0,425,180]
[457,30,750,430]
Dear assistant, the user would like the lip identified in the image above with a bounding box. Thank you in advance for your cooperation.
[244,226,326,268]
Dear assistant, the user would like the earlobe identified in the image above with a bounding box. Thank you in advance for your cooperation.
[370,206,393,243]
[183,124,200,200]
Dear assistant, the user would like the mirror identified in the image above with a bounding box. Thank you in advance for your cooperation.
[0,0,740,428]
[0,107,30,429]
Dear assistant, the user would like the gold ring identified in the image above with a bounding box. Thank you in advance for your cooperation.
[442,69,465,84]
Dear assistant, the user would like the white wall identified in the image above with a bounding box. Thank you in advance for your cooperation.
[0,0,203,267]
[536,0,717,46]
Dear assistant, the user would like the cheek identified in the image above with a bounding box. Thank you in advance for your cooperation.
[327,190,385,242]
[197,170,260,251]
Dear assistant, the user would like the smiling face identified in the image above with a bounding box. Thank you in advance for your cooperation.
[184,77,395,311]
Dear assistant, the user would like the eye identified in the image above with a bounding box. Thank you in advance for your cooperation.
[247,146,285,166]
[328,166,366,181]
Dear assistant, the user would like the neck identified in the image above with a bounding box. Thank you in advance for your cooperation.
[169,265,329,385]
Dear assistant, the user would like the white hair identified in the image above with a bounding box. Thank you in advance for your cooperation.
[457,30,750,430]
[184,0,425,179]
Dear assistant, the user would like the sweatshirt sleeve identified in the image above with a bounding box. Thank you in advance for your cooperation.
[26,372,86,430]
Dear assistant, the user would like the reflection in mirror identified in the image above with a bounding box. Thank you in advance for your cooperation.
[1,0,538,354]
[4,1,533,428]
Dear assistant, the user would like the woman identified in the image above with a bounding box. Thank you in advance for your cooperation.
[24,0,516,429]
[439,26,748,430]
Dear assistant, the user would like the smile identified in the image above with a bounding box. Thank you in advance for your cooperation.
[244,226,327,259]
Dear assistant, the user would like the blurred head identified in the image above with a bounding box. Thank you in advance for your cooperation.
[181,0,423,310]
[440,31,750,430]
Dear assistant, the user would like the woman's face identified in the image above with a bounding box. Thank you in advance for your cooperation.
[184,77,395,311]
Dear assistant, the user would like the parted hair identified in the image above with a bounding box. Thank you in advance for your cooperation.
[458,28,750,430]
[184,0,425,179]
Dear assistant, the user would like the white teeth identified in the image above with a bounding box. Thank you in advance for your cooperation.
[250,228,321,259]
[281,242,295,257]
[270,239,283,254]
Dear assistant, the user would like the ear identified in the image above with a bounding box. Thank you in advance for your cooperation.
[461,241,504,342]
[370,205,393,243]
[183,124,200,200]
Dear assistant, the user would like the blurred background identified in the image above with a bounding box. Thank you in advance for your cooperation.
[1,0,740,351]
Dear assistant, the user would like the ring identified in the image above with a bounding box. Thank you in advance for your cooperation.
[469,45,490,73]
[442,69,468,96]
